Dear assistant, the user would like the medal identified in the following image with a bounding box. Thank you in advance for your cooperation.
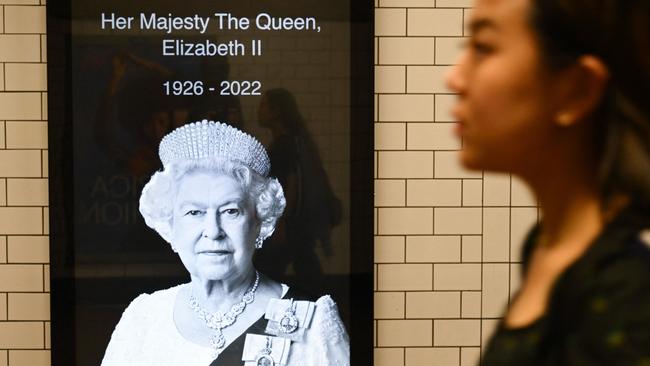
[255,337,275,366]
[256,355,274,366]
[279,299,299,334]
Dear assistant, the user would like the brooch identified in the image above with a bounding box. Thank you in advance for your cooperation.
[279,299,299,334]
[263,298,315,342]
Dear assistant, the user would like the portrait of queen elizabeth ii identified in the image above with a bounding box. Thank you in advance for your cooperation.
[101,120,350,365]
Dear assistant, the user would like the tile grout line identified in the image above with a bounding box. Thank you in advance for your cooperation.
[402,289,406,327]
[479,168,485,366]
[460,289,464,320]
[462,7,466,38]
[376,315,500,320]
[402,233,406,263]
[402,7,407,38]
[461,235,465,263]
[508,175,513,306]
[431,261,435,347]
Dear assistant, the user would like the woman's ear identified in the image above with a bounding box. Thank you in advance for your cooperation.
[553,55,610,127]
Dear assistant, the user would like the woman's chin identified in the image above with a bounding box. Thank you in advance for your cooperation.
[459,149,485,172]
[460,151,515,175]
[194,266,232,282]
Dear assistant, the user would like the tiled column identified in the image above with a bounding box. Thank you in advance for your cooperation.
[0,1,50,365]
[374,0,538,365]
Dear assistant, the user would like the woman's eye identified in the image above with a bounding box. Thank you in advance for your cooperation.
[469,40,493,55]
[222,208,240,216]
[221,207,241,218]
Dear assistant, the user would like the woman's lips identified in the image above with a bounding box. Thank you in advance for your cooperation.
[454,121,465,137]
[198,249,231,255]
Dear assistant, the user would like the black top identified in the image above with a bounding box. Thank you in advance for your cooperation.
[482,205,650,366]
[209,287,314,366]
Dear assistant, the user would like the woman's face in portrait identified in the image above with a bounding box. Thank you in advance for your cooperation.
[446,0,562,174]
[171,170,259,282]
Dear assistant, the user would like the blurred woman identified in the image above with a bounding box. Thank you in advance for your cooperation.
[446,0,650,364]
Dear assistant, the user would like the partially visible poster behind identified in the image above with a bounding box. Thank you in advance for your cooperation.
[47,1,372,364]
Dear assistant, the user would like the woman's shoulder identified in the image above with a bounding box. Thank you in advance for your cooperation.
[555,224,650,321]
[548,228,650,363]
[313,295,340,316]
[555,218,650,298]
[594,205,650,268]
[588,228,650,291]
[144,283,185,300]
[106,285,184,347]
[586,225,650,280]
[307,295,348,344]
[102,284,210,366]
[120,284,185,319]
[280,292,350,365]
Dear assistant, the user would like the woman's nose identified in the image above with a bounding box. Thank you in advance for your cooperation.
[202,212,225,240]
[445,51,468,94]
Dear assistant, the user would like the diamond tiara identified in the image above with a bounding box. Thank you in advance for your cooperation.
[159,120,271,177]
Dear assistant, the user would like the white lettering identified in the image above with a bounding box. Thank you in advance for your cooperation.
[162,39,246,57]
[140,13,210,34]
[255,13,318,31]
[101,13,133,30]
[213,13,250,30]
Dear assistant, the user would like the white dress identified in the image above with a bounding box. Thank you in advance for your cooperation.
[101,284,350,366]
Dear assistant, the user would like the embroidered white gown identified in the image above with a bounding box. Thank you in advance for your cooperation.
[100,284,350,366]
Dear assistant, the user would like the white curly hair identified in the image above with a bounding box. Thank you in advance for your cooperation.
[139,158,286,244]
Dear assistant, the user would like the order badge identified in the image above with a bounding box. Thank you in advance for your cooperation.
[255,337,275,366]
[242,334,290,366]
[279,299,299,334]
[264,298,315,341]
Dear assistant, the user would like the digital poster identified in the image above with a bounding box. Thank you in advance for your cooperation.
[47,1,373,364]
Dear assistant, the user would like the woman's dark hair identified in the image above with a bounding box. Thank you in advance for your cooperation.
[531,0,650,208]
[263,88,307,134]
[263,88,325,170]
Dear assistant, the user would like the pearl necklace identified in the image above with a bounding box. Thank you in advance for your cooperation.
[189,271,260,353]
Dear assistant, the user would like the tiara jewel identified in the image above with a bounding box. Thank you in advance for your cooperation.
[159,120,271,177]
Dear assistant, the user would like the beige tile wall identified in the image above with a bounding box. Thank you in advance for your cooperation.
[374,0,538,365]
[0,1,50,365]
[0,1,540,365]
